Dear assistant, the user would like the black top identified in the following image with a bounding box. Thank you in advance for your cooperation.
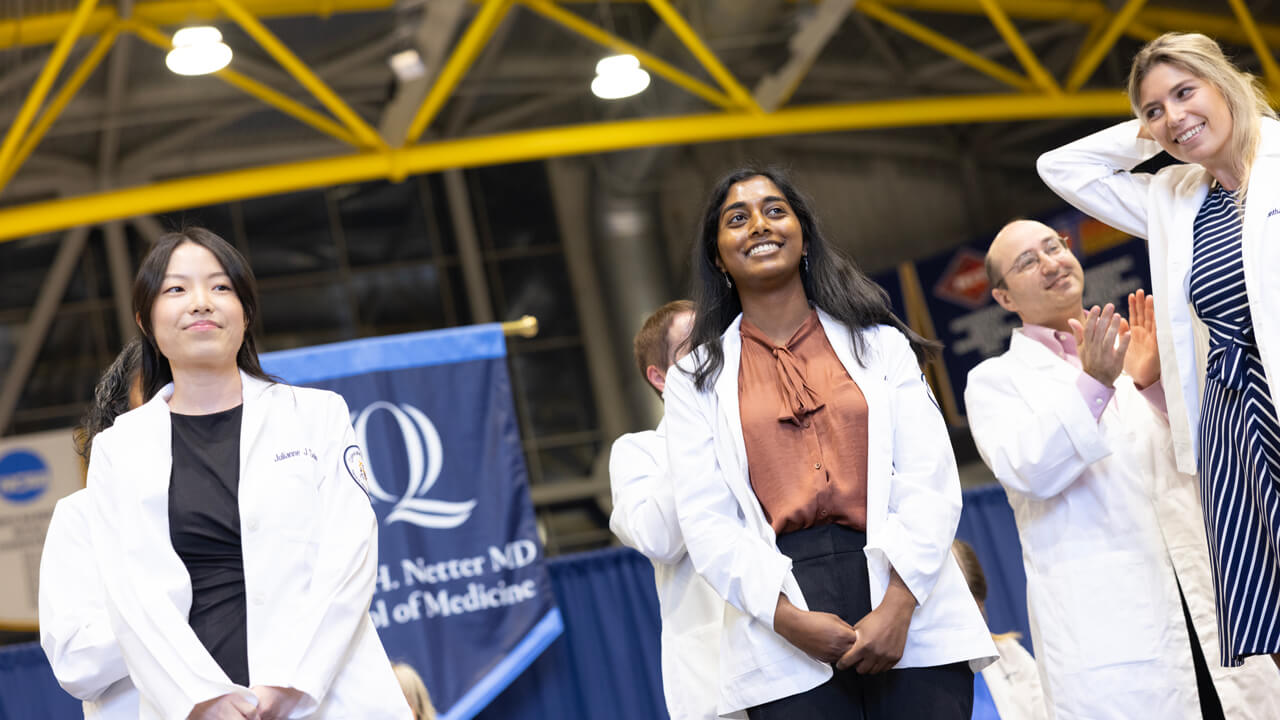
[169,404,250,687]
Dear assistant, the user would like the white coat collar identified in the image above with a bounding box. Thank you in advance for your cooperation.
[1008,327,1074,371]
[126,370,279,499]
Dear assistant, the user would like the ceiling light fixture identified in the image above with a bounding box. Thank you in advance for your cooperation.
[590,54,650,100]
[388,49,427,82]
[165,26,233,76]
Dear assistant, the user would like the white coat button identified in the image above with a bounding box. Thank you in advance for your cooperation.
[252,593,265,606]
[1095,398,1103,405]
[247,518,260,532]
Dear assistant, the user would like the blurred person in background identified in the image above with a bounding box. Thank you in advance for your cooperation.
[609,299,743,720]
[42,339,145,719]
[950,539,1045,720]
[392,663,437,720]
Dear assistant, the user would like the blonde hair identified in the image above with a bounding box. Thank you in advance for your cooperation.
[1128,32,1276,201]
[393,663,437,720]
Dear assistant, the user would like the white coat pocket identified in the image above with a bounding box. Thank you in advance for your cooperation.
[1055,553,1161,672]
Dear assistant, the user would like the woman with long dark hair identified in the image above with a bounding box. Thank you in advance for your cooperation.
[664,168,995,719]
[41,228,411,720]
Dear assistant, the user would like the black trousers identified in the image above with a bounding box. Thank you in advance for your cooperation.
[748,524,974,720]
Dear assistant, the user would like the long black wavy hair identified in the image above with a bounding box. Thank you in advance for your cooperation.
[134,227,276,400]
[686,166,941,391]
[74,338,143,462]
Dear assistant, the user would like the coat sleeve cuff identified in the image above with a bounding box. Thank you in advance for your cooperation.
[751,550,793,630]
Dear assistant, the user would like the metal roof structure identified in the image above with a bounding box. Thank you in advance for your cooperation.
[2,0,1276,238]
[1,0,1277,558]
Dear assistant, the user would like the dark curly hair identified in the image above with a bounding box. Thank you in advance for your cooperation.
[75,338,143,462]
[686,166,940,391]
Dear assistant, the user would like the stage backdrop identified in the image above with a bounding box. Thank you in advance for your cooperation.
[260,323,562,720]
[1,484,1025,720]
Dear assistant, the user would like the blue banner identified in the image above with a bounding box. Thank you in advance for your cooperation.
[261,324,562,720]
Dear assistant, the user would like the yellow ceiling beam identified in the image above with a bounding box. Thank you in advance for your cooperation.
[644,0,762,113]
[857,1,1036,92]
[976,0,1059,94]
[7,0,1280,53]
[519,0,738,111]
[1227,0,1280,90]
[211,0,386,149]
[0,0,397,51]
[876,0,1280,49]
[1064,0,1148,93]
[0,90,1131,242]
[0,25,119,195]
[126,20,363,148]
[0,0,100,180]
[406,0,514,145]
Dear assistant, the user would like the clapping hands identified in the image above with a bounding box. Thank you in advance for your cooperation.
[1066,291,1160,389]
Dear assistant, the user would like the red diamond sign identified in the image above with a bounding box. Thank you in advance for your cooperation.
[933,248,992,310]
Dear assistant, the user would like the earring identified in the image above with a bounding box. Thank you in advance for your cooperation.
[723,272,733,289]
[802,254,810,274]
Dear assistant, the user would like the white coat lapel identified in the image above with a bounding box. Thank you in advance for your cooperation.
[713,316,756,519]
[1243,120,1280,393]
[815,312,887,492]
[132,387,176,527]
[1168,169,1211,301]
[237,372,276,486]
[1005,331,1083,399]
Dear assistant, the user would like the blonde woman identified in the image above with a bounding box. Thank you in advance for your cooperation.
[1038,32,1280,670]
[950,540,1046,720]
[392,664,437,720]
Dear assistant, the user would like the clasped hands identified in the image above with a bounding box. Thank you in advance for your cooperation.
[188,685,304,720]
[773,571,916,675]
[1066,290,1161,390]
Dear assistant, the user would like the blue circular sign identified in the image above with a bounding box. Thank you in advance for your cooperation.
[0,450,51,504]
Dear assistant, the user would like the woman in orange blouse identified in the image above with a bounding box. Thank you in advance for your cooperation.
[664,167,995,719]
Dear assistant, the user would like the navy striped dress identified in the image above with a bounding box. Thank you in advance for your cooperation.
[1189,183,1280,666]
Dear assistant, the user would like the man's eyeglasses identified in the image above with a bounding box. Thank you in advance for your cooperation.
[992,235,1071,290]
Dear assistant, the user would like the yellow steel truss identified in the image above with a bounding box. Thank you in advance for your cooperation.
[0,0,1275,241]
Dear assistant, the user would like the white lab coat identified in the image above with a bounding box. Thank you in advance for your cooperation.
[981,634,1047,720]
[966,330,1280,719]
[39,489,139,719]
[608,424,744,720]
[61,372,412,720]
[664,311,996,715]
[1037,118,1280,474]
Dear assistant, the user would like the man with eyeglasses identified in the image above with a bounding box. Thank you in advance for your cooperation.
[962,219,1277,720]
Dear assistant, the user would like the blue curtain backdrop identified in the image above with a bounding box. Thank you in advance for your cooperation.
[4,484,1026,719]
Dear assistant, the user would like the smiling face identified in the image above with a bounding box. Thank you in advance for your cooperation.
[988,220,1084,329]
[714,175,805,290]
[147,242,246,374]
[1138,62,1234,168]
